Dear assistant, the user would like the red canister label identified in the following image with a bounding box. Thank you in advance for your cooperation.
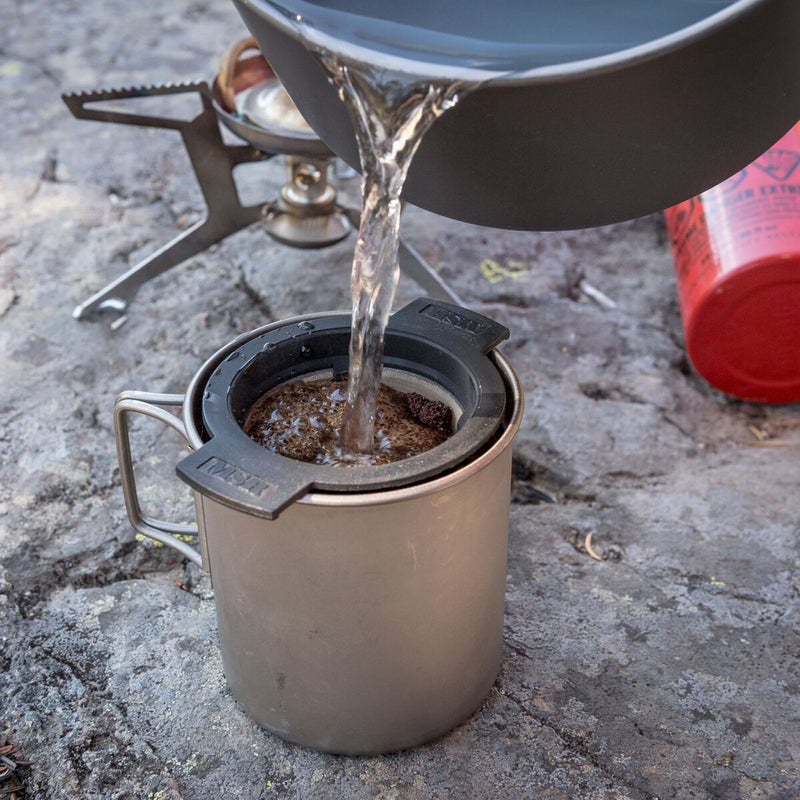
[665,123,800,403]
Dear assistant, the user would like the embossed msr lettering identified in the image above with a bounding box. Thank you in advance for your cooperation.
[419,303,489,335]
[197,456,273,497]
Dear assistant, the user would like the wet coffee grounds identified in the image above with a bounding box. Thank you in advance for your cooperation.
[407,392,451,431]
[243,378,452,467]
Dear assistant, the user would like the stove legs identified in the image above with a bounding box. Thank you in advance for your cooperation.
[72,213,259,318]
[65,81,462,319]
[64,82,266,319]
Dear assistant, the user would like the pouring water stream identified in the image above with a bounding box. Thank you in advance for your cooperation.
[249,3,522,455]
[328,62,464,452]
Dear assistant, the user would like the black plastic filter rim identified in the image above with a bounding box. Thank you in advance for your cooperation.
[176,299,510,519]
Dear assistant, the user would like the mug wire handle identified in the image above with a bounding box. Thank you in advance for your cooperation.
[114,391,205,568]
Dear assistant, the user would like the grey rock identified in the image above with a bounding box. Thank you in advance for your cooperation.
[1,1,799,799]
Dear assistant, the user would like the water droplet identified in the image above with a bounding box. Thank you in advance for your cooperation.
[227,351,243,362]
[298,321,315,330]
[300,345,312,356]
[262,341,277,352]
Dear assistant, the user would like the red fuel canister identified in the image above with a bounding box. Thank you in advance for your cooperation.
[665,123,800,403]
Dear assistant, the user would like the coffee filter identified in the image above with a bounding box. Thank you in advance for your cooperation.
[176,299,510,519]
[245,365,465,432]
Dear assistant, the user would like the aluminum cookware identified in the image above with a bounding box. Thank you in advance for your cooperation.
[232,0,800,230]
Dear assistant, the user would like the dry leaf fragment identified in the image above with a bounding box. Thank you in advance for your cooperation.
[585,531,603,562]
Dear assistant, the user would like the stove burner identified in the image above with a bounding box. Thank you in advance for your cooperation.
[264,155,353,248]
[63,40,459,320]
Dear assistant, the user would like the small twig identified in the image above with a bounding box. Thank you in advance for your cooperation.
[579,280,617,309]
[585,531,603,562]
[0,733,30,798]
[110,314,128,332]
[747,439,796,448]
[747,424,769,441]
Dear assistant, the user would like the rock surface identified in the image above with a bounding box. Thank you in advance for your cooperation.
[1,2,799,798]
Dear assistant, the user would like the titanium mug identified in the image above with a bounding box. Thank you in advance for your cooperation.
[114,301,524,754]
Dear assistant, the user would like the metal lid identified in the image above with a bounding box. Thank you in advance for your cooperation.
[176,299,510,518]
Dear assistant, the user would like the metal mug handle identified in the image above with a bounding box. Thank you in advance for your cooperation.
[114,391,205,569]
[217,36,274,112]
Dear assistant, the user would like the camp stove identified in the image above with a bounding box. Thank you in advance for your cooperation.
[63,37,459,320]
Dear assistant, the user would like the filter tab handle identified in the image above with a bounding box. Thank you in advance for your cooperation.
[389,298,509,355]
[176,436,312,520]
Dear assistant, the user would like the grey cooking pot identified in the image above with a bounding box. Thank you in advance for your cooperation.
[232,0,800,230]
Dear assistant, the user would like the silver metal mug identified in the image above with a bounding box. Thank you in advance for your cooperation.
[114,306,523,754]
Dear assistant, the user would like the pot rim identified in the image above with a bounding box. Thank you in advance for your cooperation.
[492,0,760,85]
[237,0,760,84]
[182,310,524,508]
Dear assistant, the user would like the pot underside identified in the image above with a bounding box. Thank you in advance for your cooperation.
[234,0,800,229]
